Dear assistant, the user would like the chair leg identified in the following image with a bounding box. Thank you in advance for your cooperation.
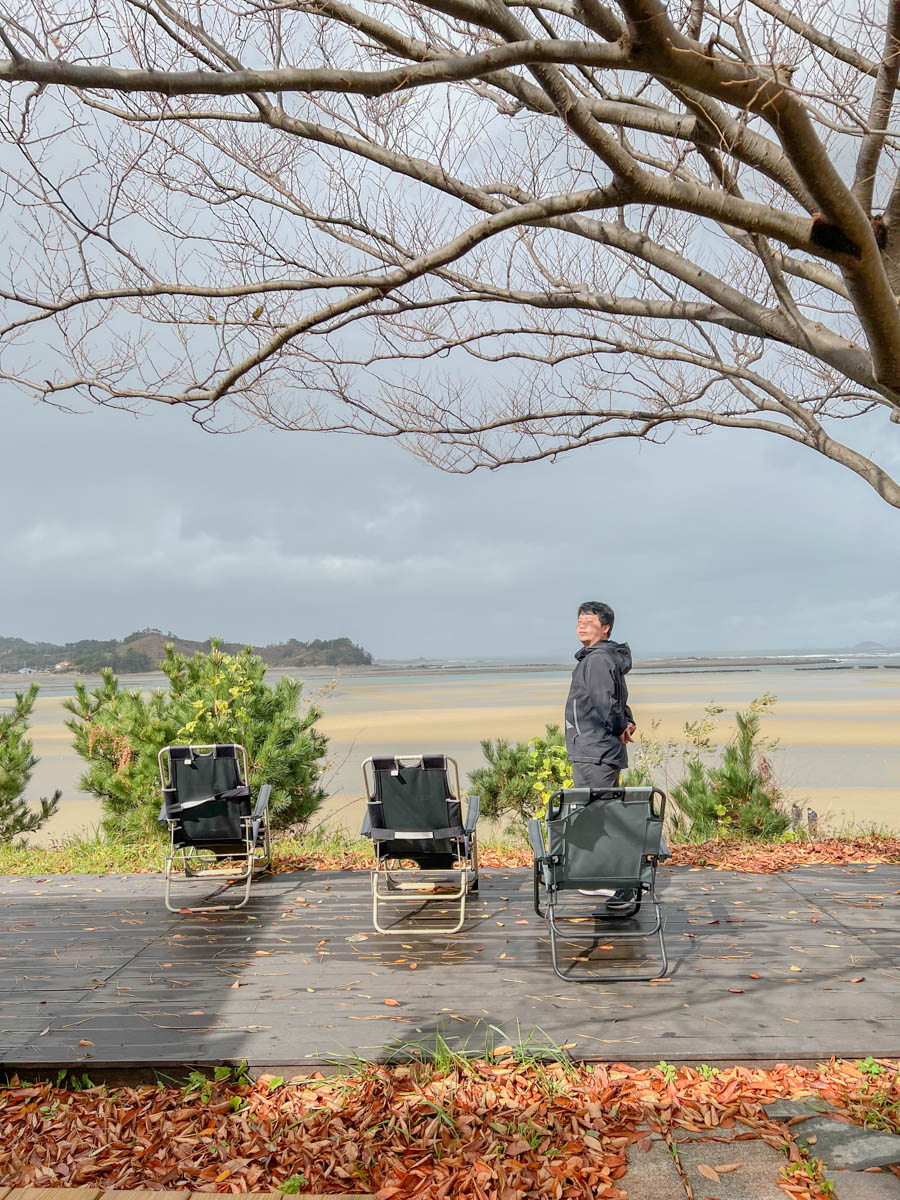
[183,846,205,878]
[371,864,469,934]
[533,864,545,917]
[164,853,177,913]
[256,814,272,874]
[546,891,668,983]
[165,847,259,914]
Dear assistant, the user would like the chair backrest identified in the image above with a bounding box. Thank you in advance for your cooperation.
[364,754,463,859]
[546,787,665,890]
[159,744,251,845]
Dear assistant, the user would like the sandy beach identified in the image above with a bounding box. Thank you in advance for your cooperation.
[3,663,898,842]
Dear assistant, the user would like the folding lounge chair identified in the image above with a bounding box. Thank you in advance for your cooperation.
[362,754,479,934]
[529,786,668,982]
[158,743,272,913]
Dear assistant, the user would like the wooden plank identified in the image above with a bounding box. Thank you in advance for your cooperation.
[0,865,897,1069]
[6,1190,100,1200]
[103,1192,191,1200]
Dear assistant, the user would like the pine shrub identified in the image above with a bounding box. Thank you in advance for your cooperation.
[668,708,790,842]
[64,640,327,838]
[0,683,61,840]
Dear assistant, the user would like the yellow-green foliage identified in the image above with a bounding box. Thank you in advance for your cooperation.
[469,724,571,826]
[528,735,572,819]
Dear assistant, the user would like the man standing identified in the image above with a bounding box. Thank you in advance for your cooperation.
[565,600,638,915]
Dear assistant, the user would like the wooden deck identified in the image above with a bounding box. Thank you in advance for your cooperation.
[0,863,897,1073]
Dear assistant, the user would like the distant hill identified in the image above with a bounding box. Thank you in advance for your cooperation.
[0,629,373,674]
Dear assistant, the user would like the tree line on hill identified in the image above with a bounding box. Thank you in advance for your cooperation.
[0,629,372,673]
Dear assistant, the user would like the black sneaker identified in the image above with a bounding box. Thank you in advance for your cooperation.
[605,888,639,917]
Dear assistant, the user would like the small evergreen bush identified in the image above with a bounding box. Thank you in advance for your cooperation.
[468,737,535,826]
[668,704,790,842]
[0,683,61,840]
[468,724,571,827]
[471,696,789,842]
[64,639,327,838]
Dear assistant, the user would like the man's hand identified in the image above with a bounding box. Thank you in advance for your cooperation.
[620,723,636,744]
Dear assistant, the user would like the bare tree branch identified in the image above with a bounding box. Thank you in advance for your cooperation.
[0,40,636,94]
[0,0,898,507]
[853,0,900,212]
[746,0,878,77]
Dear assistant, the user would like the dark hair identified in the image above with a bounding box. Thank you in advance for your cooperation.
[578,601,614,631]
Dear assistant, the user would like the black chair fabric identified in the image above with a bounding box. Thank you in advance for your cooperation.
[545,787,663,890]
[366,755,464,868]
[531,786,669,981]
[163,745,252,847]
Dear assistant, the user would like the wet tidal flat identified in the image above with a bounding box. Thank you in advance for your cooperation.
[5,664,900,842]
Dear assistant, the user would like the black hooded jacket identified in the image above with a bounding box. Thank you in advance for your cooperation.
[564,639,635,767]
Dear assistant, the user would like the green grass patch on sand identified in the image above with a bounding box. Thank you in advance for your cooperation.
[0,826,533,875]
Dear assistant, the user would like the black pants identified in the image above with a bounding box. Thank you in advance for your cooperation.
[571,761,621,789]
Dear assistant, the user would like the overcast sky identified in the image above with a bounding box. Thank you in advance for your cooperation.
[3,387,899,659]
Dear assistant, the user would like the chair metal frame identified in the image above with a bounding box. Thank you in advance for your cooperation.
[362,753,479,934]
[159,743,272,914]
[529,787,668,983]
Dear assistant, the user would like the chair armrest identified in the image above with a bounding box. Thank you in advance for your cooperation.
[252,784,271,821]
[650,787,666,820]
[465,795,480,832]
[527,819,546,862]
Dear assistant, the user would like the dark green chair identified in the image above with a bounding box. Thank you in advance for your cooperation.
[529,787,668,982]
[158,744,271,913]
[362,754,479,933]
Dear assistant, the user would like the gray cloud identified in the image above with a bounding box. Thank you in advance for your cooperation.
[3,390,899,658]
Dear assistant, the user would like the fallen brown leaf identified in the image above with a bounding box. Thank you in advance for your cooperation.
[0,1033,894,1195]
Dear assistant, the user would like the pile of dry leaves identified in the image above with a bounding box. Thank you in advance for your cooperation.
[668,836,900,873]
[1,1057,896,1197]
[276,836,900,875]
